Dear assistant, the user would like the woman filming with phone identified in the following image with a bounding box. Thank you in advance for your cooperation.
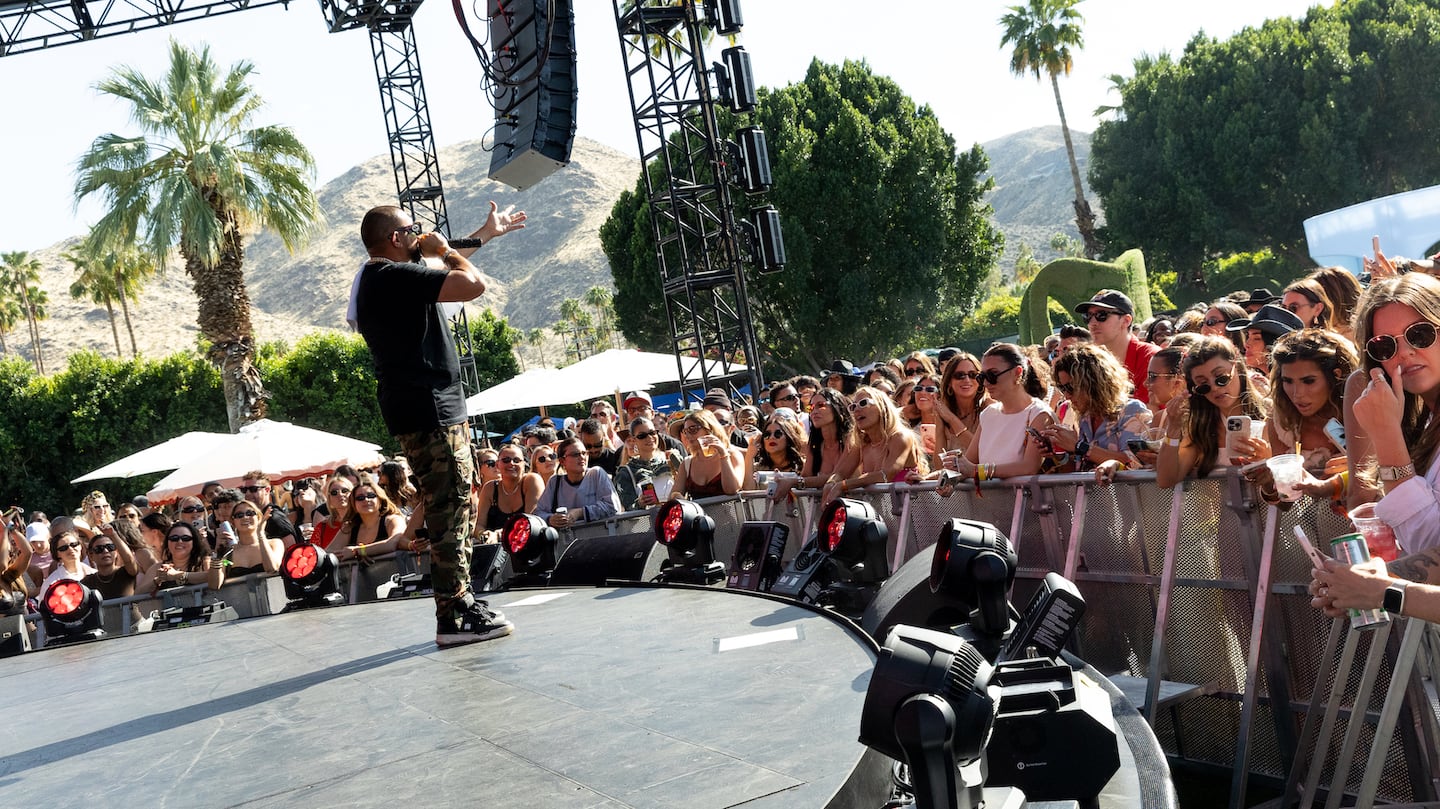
[1258,329,1357,503]
[1043,343,1151,482]
[1156,335,1270,489]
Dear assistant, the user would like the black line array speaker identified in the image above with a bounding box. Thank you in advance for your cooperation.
[487,0,578,189]
[549,532,667,586]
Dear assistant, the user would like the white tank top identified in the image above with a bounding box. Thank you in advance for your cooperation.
[977,399,1052,465]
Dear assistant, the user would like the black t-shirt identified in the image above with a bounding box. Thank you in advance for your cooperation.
[83,569,136,601]
[354,259,466,435]
[592,447,622,476]
[264,506,302,544]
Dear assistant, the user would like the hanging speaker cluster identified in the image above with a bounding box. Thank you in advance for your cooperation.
[487,0,579,189]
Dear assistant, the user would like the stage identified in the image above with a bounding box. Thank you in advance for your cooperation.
[0,586,886,807]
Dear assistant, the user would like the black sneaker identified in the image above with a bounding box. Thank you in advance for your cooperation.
[435,599,513,647]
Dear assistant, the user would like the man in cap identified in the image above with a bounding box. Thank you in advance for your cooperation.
[624,391,686,455]
[1074,289,1158,403]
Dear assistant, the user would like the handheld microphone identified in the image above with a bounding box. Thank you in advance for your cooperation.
[447,237,484,249]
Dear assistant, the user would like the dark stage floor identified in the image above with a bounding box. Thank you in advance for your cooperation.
[0,586,882,807]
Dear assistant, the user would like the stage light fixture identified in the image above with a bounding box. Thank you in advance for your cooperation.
[504,513,559,586]
[728,126,772,194]
[773,498,889,616]
[40,579,105,647]
[998,571,1085,663]
[654,499,726,584]
[703,0,743,35]
[280,540,346,611]
[859,625,1000,809]
[726,520,788,591]
[929,519,1016,638]
[714,46,756,113]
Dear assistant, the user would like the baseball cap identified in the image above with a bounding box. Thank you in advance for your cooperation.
[623,391,652,410]
[1074,289,1135,317]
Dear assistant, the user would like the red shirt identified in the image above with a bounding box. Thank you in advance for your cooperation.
[1123,335,1159,404]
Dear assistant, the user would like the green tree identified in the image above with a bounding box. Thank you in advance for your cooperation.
[75,40,323,432]
[526,327,550,368]
[0,287,22,355]
[602,59,1002,373]
[1000,0,1100,259]
[65,244,124,357]
[1089,0,1440,289]
[583,285,616,350]
[0,251,48,374]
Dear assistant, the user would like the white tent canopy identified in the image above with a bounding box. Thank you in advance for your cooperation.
[71,430,230,483]
[146,419,384,504]
[465,349,748,414]
[1304,185,1440,272]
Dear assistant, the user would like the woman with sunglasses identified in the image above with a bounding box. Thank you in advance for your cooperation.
[1201,301,1248,340]
[672,410,745,498]
[745,411,808,488]
[901,351,937,379]
[892,377,922,429]
[473,450,501,489]
[942,344,1055,482]
[80,520,144,600]
[1043,343,1151,476]
[823,386,927,501]
[222,500,285,576]
[333,481,413,562]
[529,444,560,487]
[41,530,98,594]
[615,417,676,509]
[1281,278,1335,330]
[935,353,990,457]
[138,521,223,592]
[1310,265,1362,343]
[799,389,855,490]
[910,372,948,463]
[475,443,542,540]
[1257,329,1357,501]
[311,475,353,551]
[1346,274,1440,552]
[1156,335,1270,489]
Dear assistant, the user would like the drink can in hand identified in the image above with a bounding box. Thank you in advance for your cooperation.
[1329,532,1390,630]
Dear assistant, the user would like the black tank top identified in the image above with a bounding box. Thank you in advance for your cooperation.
[485,479,523,530]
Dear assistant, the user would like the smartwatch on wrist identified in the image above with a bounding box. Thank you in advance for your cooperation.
[1383,581,1409,615]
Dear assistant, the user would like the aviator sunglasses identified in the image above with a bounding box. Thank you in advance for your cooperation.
[1366,321,1438,363]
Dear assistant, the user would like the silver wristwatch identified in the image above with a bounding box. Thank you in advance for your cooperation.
[1378,463,1416,481]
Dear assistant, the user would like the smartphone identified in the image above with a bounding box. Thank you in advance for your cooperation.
[1126,438,1149,454]
[1025,427,1054,453]
[1293,526,1328,570]
[920,423,936,454]
[641,481,657,504]
[1226,416,1251,451]
[1324,418,1347,451]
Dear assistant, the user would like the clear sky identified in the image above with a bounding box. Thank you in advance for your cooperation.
[0,0,1321,250]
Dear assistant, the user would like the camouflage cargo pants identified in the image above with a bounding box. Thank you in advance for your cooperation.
[397,421,474,617]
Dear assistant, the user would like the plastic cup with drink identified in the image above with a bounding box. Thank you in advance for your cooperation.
[1265,454,1306,502]
[1348,502,1402,563]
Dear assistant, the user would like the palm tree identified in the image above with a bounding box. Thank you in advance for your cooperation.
[527,327,549,367]
[65,245,124,357]
[0,251,48,374]
[1000,0,1101,259]
[74,39,323,431]
[0,287,21,355]
[583,285,614,349]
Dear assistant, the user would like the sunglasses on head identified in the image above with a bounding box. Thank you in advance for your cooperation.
[1367,321,1439,362]
[980,365,1019,386]
[1084,310,1114,323]
[1189,370,1236,397]
[914,385,940,394]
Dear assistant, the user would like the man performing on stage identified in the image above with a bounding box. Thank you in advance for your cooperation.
[354,201,526,646]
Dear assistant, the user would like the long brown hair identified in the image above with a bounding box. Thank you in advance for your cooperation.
[1353,274,1440,474]
[344,480,402,540]
[1284,278,1335,329]
[940,352,989,417]
[1182,336,1267,476]
[1268,329,1356,435]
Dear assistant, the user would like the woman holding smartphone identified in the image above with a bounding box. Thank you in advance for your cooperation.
[1156,336,1270,488]
[1262,329,1356,499]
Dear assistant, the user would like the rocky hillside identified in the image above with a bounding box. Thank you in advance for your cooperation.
[982,124,1101,268]
[11,127,1091,369]
[12,136,638,366]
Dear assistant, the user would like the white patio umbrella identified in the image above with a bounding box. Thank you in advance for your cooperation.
[71,430,230,483]
[464,349,748,415]
[146,419,385,504]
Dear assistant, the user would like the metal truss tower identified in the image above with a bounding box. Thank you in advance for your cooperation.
[318,0,485,414]
[612,0,765,401]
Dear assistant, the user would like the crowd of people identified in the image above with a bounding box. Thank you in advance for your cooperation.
[8,252,1440,632]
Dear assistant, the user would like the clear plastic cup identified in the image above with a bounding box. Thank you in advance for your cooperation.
[1266,454,1306,501]
[1349,502,1402,562]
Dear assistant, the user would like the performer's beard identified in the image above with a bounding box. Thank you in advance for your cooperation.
[410,244,424,263]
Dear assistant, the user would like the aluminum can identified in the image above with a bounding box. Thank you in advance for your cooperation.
[1329,532,1391,630]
